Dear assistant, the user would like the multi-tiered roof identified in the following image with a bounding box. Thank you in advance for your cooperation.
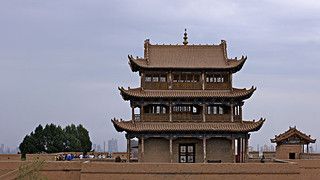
[112,34,265,134]
[129,39,246,72]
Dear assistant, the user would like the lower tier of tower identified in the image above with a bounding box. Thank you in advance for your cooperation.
[125,135,249,163]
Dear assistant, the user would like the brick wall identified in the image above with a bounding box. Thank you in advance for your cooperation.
[143,137,170,162]
[276,144,302,159]
[2,160,320,180]
[207,138,233,162]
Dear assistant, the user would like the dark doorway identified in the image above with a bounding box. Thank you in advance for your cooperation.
[289,153,295,159]
[179,144,195,163]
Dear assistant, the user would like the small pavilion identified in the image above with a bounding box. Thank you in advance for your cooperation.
[271,127,316,159]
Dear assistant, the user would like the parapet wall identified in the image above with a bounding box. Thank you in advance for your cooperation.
[81,162,299,180]
[0,160,320,180]
[0,161,81,180]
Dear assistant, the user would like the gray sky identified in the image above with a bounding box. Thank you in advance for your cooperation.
[1,0,320,151]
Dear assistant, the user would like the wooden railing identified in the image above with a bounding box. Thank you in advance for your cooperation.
[172,114,202,122]
[172,82,202,90]
[142,114,169,122]
[142,82,168,90]
[205,82,231,90]
[206,114,231,122]
[134,114,141,121]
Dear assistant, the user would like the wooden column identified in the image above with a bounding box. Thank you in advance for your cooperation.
[140,105,144,121]
[203,137,207,163]
[140,72,144,87]
[201,72,205,90]
[230,73,233,91]
[239,105,243,120]
[239,138,242,163]
[169,102,172,122]
[242,138,244,163]
[127,138,131,163]
[307,144,309,153]
[169,138,173,163]
[202,104,206,122]
[141,137,144,155]
[131,106,135,121]
[169,71,172,89]
[232,138,235,163]
[230,103,234,122]
[245,137,249,163]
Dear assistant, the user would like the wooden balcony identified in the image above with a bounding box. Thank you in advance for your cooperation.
[142,82,168,90]
[172,114,202,122]
[142,114,169,122]
[205,114,231,122]
[172,82,202,90]
[134,114,141,121]
[205,82,231,90]
[234,115,242,122]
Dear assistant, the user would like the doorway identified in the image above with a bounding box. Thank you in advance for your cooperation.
[179,144,195,163]
[289,153,295,159]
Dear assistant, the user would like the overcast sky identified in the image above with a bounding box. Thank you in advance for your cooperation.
[1,0,320,152]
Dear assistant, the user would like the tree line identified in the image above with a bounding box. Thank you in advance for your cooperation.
[19,124,92,154]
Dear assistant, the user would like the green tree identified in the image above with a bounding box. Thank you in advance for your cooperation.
[19,123,92,154]
[19,135,38,154]
[64,124,92,153]
[77,124,92,153]
[64,124,81,152]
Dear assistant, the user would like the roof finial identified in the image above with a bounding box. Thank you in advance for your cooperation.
[183,28,188,45]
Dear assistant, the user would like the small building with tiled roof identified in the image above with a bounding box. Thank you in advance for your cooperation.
[112,30,265,163]
[271,127,316,159]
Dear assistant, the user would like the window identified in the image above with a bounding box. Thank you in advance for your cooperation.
[179,144,195,163]
[192,107,197,113]
[234,106,241,116]
[152,76,159,82]
[144,105,167,114]
[160,75,166,82]
[145,76,152,82]
[172,73,200,83]
[145,74,167,82]
[206,74,227,83]
[207,106,211,115]
[213,106,217,114]
[207,105,226,115]
[173,105,199,114]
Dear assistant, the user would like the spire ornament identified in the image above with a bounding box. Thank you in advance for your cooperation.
[183,29,188,45]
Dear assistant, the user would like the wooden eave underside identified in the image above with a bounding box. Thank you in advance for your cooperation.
[112,118,265,133]
[128,55,247,73]
[118,87,256,101]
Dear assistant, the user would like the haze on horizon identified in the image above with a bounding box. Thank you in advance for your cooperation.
[0,0,320,151]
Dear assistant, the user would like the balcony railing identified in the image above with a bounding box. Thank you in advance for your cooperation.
[134,114,140,121]
[172,82,202,90]
[205,114,230,122]
[172,114,202,122]
[143,114,169,122]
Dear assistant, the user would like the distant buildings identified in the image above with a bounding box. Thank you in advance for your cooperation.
[92,139,118,153]
[0,144,18,154]
[0,144,4,154]
[108,138,118,153]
